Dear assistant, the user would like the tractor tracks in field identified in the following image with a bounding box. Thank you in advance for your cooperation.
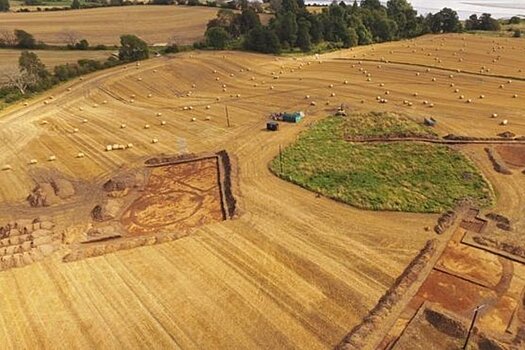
[332,57,525,82]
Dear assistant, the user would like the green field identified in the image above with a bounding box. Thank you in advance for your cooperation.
[270,115,493,213]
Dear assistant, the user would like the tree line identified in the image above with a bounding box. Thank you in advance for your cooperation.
[0,34,149,104]
[202,0,469,54]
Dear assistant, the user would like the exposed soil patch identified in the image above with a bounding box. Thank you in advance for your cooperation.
[64,152,236,261]
[27,178,76,207]
[121,157,224,236]
[495,145,525,168]
[485,147,512,175]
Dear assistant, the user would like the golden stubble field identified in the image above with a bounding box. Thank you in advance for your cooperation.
[0,5,222,45]
[0,33,523,349]
[0,49,112,82]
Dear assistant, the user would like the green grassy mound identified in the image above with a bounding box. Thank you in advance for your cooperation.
[344,111,437,139]
[270,115,492,213]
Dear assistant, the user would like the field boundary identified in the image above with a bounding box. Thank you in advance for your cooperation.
[344,136,525,145]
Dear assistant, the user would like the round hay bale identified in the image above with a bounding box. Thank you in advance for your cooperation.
[310,101,317,106]
[48,155,56,162]
[76,152,85,158]
[513,94,518,98]
[144,124,150,129]
[147,94,152,98]
[501,120,508,125]
[459,95,465,99]
[29,159,38,165]
[127,143,133,149]
[191,117,196,122]
[2,165,12,171]
[105,145,113,151]
[73,128,79,133]
[205,116,211,121]
[160,121,166,126]
[151,138,159,144]
[156,112,162,116]
[205,105,211,110]
[40,120,48,125]
[479,95,485,99]
[120,124,126,129]
[491,113,498,118]
[82,119,88,123]
[413,92,418,97]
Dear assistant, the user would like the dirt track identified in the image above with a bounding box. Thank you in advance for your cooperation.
[0,33,523,348]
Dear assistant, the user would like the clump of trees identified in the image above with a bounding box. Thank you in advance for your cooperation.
[465,13,501,31]
[1,34,149,105]
[118,34,149,61]
[0,0,9,12]
[203,0,464,54]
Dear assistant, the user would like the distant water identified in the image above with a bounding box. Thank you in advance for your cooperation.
[305,0,525,19]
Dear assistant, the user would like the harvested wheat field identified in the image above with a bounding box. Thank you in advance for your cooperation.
[0,5,221,45]
[0,49,112,81]
[0,33,524,348]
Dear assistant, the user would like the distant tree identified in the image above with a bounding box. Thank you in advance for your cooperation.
[3,70,34,94]
[296,18,311,51]
[356,23,373,44]
[118,35,149,61]
[18,51,52,91]
[71,0,80,9]
[387,0,419,38]
[23,0,41,5]
[346,27,358,47]
[236,8,261,34]
[439,8,462,32]
[465,14,479,30]
[60,30,81,47]
[205,27,231,49]
[273,11,298,46]
[509,16,521,25]
[109,0,123,5]
[426,8,462,33]
[360,0,382,10]
[479,13,500,31]
[152,0,174,4]
[0,0,10,12]
[74,39,89,50]
[308,15,323,44]
[244,26,280,54]
[513,29,522,38]
[14,30,37,49]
